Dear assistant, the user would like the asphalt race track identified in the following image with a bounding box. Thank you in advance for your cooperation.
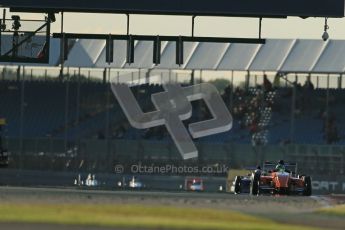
[0,186,345,230]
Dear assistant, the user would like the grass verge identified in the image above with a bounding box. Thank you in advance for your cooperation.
[0,204,320,230]
[316,204,345,216]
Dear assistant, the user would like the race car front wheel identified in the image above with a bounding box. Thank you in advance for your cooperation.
[251,174,260,196]
[234,176,241,194]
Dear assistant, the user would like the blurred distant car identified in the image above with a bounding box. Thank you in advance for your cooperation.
[129,176,145,189]
[233,162,312,196]
[185,177,204,191]
[85,174,99,187]
[74,174,99,187]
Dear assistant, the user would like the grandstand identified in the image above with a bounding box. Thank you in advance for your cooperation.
[1,76,343,144]
[0,70,345,175]
[1,37,345,177]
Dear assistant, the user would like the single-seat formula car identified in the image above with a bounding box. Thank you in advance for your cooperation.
[233,161,312,196]
[185,177,204,192]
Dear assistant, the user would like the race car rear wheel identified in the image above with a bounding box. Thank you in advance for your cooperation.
[251,173,260,196]
[303,176,312,196]
[234,176,241,194]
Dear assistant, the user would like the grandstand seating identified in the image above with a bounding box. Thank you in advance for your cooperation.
[1,79,345,145]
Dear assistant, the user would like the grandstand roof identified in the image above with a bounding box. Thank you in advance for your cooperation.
[3,37,345,74]
[2,0,344,17]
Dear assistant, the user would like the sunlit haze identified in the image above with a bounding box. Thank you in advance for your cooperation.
[6,10,345,39]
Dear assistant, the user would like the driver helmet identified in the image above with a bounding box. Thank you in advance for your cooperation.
[278,160,285,165]
[276,164,285,171]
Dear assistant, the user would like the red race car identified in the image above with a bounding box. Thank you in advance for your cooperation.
[185,177,204,192]
[250,161,312,196]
